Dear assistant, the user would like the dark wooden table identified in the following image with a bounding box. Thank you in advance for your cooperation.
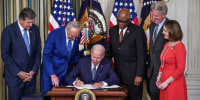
[45,86,127,100]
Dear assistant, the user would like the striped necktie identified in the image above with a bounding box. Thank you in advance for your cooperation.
[119,29,123,42]
[153,25,158,44]
[92,66,97,80]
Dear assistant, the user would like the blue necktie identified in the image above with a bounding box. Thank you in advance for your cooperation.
[23,29,30,54]
[67,40,72,58]
[92,66,97,80]
[153,25,158,44]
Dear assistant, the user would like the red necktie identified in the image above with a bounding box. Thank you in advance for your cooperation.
[119,29,123,42]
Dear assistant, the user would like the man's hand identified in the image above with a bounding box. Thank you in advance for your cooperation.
[91,82,103,89]
[23,71,35,82]
[134,76,142,86]
[29,71,35,76]
[75,80,84,87]
[51,74,59,87]
[18,71,29,80]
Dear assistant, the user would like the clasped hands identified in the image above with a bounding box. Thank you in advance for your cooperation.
[18,71,35,82]
[75,80,103,89]
[156,77,169,90]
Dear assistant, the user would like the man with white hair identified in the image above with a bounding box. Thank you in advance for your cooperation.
[149,1,169,100]
[65,44,119,88]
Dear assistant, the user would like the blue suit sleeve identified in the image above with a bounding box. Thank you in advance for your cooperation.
[69,33,82,66]
[65,62,81,85]
[104,61,119,86]
[1,28,21,76]
[32,26,41,74]
[43,32,56,76]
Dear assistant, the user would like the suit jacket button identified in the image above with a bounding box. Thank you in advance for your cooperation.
[118,48,120,50]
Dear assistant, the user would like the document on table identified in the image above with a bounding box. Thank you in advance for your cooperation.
[66,84,120,89]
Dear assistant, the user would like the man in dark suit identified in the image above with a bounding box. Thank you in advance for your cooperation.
[1,8,41,100]
[41,21,82,93]
[65,44,119,88]
[106,9,146,100]
[148,1,168,100]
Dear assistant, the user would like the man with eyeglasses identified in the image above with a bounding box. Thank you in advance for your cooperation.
[41,21,82,94]
[106,8,147,100]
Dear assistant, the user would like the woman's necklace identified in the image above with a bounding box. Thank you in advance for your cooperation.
[160,45,171,68]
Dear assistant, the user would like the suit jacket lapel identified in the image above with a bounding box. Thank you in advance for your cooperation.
[121,28,130,43]
[118,25,131,44]
[94,63,103,81]
[68,33,81,59]
[150,24,156,40]
[155,26,163,43]
[113,28,120,44]
[29,29,34,56]
[153,24,165,48]
[68,38,78,59]
[60,28,68,57]
[15,22,30,55]
[151,23,161,48]
[152,18,168,47]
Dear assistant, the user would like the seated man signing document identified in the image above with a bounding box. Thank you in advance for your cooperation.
[65,44,119,88]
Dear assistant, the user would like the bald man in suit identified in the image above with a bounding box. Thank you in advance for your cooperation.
[106,9,147,100]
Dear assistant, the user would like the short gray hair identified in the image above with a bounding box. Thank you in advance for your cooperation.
[151,1,168,15]
[91,44,105,56]
[66,21,82,30]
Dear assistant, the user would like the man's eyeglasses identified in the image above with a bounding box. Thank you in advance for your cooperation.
[117,19,130,23]
[67,32,80,40]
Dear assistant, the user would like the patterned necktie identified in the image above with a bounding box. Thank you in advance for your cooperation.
[92,66,97,80]
[23,29,30,54]
[119,29,123,42]
[67,40,72,58]
[153,25,158,44]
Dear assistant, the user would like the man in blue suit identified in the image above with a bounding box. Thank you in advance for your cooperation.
[65,44,119,88]
[41,21,82,93]
[1,8,41,100]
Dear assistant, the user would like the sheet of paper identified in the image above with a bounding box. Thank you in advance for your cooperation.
[66,84,120,89]
[66,85,74,88]
[101,85,120,89]
[74,84,94,89]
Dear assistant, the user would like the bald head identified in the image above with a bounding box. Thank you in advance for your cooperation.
[117,9,131,29]
[117,8,131,20]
